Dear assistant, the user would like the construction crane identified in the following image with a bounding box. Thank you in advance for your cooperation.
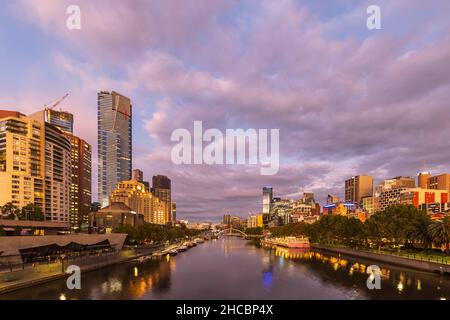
[45,93,69,110]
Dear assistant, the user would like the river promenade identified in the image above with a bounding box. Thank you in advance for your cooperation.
[0,246,160,295]
[312,244,450,274]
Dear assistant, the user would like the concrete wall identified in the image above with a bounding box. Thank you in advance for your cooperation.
[0,233,127,264]
[312,244,450,274]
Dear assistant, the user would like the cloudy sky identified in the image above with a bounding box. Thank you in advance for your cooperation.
[1,0,450,221]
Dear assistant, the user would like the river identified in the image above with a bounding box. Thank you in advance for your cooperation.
[1,238,449,300]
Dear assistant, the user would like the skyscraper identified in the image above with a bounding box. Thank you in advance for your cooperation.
[69,135,92,229]
[97,91,132,207]
[345,175,373,205]
[262,186,273,214]
[44,109,74,134]
[152,175,172,223]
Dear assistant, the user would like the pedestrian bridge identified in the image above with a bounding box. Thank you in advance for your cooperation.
[216,228,248,238]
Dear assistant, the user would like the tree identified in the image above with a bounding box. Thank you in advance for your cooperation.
[428,216,450,254]
[21,203,44,221]
[245,227,263,235]
[1,202,20,220]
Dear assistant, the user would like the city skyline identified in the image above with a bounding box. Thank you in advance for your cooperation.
[1,1,450,220]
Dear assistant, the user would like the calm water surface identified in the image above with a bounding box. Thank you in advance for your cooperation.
[1,238,449,300]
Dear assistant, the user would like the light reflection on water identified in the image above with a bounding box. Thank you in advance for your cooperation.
[1,239,449,300]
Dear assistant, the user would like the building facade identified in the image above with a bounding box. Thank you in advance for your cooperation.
[68,135,92,229]
[152,175,172,223]
[0,111,45,210]
[98,91,132,208]
[428,173,450,192]
[262,186,273,215]
[110,179,168,225]
[345,175,373,205]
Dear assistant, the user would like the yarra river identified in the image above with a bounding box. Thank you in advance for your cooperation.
[1,238,449,300]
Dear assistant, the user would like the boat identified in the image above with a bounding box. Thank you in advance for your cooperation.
[261,236,310,249]
[178,245,188,252]
[194,238,204,244]
[169,249,178,256]
[134,255,151,263]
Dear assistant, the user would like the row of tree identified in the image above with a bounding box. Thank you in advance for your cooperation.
[0,203,44,221]
[270,205,450,254]
[113,223,202,245]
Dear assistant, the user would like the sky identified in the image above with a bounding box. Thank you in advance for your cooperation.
[1,0,450,222]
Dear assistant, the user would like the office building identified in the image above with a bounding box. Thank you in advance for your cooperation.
[262,186,273,214]
[68,135,92,229]
[44,109,73,134]
[428,173,450,192]
[152,175,172,222]
[400,188,449,214]
[98,91,132,208]
[0,111,45,210]
[345,175,373,205]
[247,214,264,228]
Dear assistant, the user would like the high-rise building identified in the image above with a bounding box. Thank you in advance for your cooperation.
[42,123,71,222]
[68,135,92,229]
[262,186,273,214]
[31,109,92,228]
[29,110,72,222]
[44,109,73,134]
[418,171,431,189]
[152,175,172,223]
[98,91,132,207]
[345,175,373,205]
[0,111,45,211]
[172,202,177,222]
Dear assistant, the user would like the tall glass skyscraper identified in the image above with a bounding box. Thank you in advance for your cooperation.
[262,186,273,215]
[97,91,132,207]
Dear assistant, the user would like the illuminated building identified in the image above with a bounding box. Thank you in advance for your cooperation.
[110,179,168,224]
[94,202,144,231]
[247,214,264,228]
[0,111,45,211]
[68,135,92,229]
[133,169,149,191]
[375,176,416,211]
[262,186,273,214]
[98,91,132,208]
[152,175,172,222]
[327,194,340,204]
[400,188,449,213]
[361,195,375,215]
[345,175,373,205]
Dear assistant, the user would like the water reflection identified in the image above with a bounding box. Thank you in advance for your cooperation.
[1,239,449,300]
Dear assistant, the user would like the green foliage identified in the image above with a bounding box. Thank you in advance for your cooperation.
[90,202,101,213]
[428,216,450,253]
[113,223,202,245]
[0,226,5,237]
[0,203,44,221]
[270,205,438,253]
[245,227,263,235]
[269,223,309,237]
[20,203,44,221]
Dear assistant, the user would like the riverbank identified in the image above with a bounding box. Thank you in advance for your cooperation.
[312,244,450,275]
[0,247,158,295]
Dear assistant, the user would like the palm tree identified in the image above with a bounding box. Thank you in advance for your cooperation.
[427,216,450,254]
